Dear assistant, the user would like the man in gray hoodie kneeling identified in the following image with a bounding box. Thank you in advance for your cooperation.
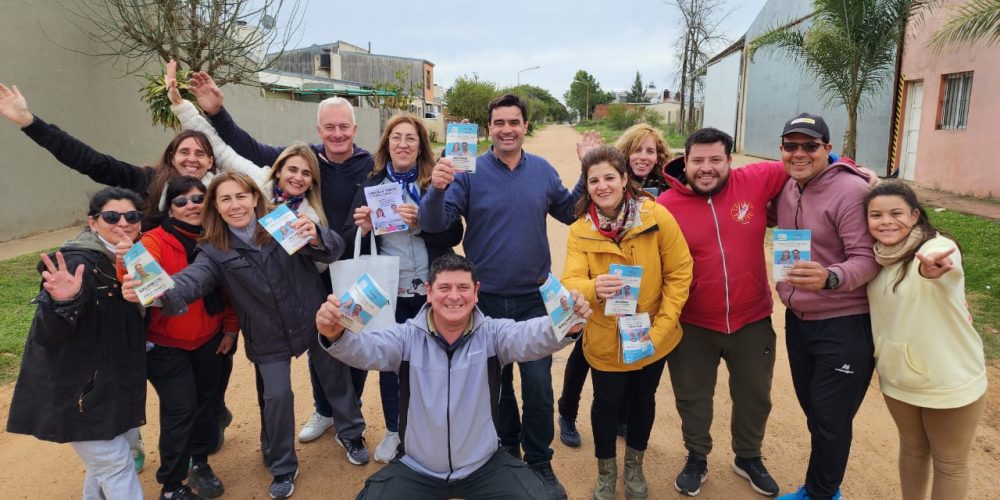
[316,254,591,499]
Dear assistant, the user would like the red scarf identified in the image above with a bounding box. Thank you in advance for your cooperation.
[588,194,636,244]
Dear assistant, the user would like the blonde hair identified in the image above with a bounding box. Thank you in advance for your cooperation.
[201,172,272,251]
[371,114,435,190]
[269,143,328,227]
[614,123,671,177]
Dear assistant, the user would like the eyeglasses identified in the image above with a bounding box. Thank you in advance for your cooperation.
[98,210,143,224]
[780,142,823,153]
[171,194,205,207]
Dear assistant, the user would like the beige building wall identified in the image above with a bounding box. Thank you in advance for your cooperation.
[0,0,378,242]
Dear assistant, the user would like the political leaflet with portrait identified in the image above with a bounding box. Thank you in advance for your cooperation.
[446,123,478,172]
[539,273,586,341]
[336,272,391,333]
[618,313,654,364]
[772,229,812,282]
[364,183,409,236]
[604,264,643,316]
[259,203,309,255]
[123,241,174,306]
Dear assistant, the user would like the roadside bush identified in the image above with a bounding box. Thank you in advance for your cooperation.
[603,104,663,130]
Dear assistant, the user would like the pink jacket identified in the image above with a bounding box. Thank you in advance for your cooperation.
[774,158,878,320]
[658,161,788,333]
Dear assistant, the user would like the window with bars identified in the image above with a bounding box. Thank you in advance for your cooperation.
[938,72,973,130]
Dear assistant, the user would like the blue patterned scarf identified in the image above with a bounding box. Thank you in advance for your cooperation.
[272,183,305,212]
[385,162,421,204]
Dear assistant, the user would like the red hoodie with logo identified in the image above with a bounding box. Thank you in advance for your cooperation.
[657,161,788,334]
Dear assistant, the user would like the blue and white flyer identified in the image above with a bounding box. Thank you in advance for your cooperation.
[446,123,478,172]
[772,229,812,282]
[605,264,643,316]
[539,273,586,340]
[336,272,391,333]
[259,204,309,255]
[619,313,654,364]
[364,183,409,236]
[123,241,174,306]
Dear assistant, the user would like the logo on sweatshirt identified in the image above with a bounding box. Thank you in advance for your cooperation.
[731,201,754,224]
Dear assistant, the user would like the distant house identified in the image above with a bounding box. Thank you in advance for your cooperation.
[893,0,999,198]
[269,41,438,116]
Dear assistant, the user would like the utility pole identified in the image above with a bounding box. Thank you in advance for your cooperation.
[517,65,540,86]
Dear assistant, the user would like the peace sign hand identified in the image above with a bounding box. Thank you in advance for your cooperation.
[40,251,85,302]
[916,247,956,279]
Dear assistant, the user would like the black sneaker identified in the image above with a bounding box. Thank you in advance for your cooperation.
[160,485,207,500]
[558,415,582,448]
[269,469,299,499]
[675,454,708,496]
[187,462,224,498]
[733,456,779,496]
[531,461,568,500]
[336,434,371,465]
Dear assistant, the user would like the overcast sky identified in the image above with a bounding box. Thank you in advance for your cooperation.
[282,0,768,102]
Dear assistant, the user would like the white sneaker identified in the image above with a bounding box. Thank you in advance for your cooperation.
[374,431,401,463]
[297,412,334,443]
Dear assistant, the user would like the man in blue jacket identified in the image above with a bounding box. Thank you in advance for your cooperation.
[420,93,588,498]
[317,254,592,499]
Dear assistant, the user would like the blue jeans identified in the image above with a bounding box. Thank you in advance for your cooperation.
[478,291,554,466]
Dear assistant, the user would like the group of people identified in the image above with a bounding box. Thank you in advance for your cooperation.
[0,63,987,500]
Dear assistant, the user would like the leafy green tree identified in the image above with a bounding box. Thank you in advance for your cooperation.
[748,0,930,158]
[563,70,613,121]
[930,0,1000,50]
[445,75,498,131]
[624,71,650,103]
[504,84,570,124]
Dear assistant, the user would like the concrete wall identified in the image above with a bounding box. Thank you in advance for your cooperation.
[0,0,378,242]
[898,0,1000,198]
[702,50,742,139]
[741,0,894,168]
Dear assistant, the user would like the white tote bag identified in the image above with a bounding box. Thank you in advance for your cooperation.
[329,230,400,331]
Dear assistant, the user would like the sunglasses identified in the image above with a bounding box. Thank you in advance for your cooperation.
[171,194,205,207]
[98,210,143,224]
[780,142,823,153]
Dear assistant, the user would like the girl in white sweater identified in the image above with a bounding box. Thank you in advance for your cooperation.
[865,181,986,500]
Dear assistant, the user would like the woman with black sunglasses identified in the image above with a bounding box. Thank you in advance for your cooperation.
[7,187,147,500]
[0,82,217,228]
[115,175,238,500]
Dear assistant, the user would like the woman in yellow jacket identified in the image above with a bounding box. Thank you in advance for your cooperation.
[562,146,692,500]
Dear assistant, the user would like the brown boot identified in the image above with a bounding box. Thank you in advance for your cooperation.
[624,446,648,499]
[592,457,617,500]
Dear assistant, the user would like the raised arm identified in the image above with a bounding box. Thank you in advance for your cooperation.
[316,295,406,372]
[547,163,586,226]
[419,157,467,233]
[1,83,153,193]
[189,71,286,166]
[494,291,590,365]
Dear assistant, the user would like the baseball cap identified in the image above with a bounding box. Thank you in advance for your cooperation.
[781,113,830,143]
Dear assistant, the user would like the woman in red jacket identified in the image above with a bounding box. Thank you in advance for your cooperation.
[119,176,238,500]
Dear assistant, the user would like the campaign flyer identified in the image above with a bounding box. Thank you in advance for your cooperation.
[336,273,391,333]
[259,204,309,255]
[123,241,175,306]
[772,229,812,282]
[539,273,586,340]
[604,264,643,316]
[364,183,409,236]
[446,123,478,172]
[618,313,654,364]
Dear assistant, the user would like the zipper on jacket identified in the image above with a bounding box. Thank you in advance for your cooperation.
[707,198,733,333]
[445,351,455,481]
[78,370,97,413]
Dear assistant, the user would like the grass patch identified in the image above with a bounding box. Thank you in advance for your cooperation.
[0,251,44,382]
[575,122,686,150]
[928,209,1000,358]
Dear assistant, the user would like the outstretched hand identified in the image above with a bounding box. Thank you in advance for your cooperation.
[316,295,349,341]
[431,157,456,190]
[165,60,183,106]
[0,83,34,128]
[916,247,956,279]
[576,130,604,161]
[567,290,592,334]
[188,71,224,115]
[40,252,85,302]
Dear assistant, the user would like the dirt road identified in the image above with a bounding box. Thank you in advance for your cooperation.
[0,124,997,499]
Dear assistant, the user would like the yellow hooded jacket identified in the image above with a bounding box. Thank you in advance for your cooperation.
[562,198,693,372]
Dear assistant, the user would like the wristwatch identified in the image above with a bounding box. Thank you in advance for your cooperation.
[824,270,840,290]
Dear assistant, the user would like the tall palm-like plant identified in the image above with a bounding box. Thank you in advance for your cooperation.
[748,0,930,158]
[930,0,1000,50]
